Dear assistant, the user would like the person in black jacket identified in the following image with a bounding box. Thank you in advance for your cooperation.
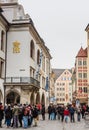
[5,105,12,128]
[41,105,45,120]
[0,103,4,127]
[60,105,64,122]
[48,105,51,119]
[33,105,39,127]
[69,105,75,122]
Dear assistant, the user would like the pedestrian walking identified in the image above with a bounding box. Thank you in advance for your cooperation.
[18,104,23,127]
[41,104,45,120]
[0,103,4,127]
[48,105,51,120]
[50,105,55,120]
[5,104,12,128]
[64,106,70,123]
[57,105,61,120]
[69,105,75,123]
[22,105,29,128]
[12,103,19,128]
[76,106,81,121]
[33,105,39,127]
[60,105,64,122]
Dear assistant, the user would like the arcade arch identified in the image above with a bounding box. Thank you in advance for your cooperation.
[30,92,35,105]
[6,90,20,104]
[36,92,40,104]
[41,93,45,105]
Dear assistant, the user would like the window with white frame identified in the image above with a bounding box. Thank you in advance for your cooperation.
[30,67,35,78]
[0,58,4,78]
[1,30,5,51]
[30,40,35,60]
[78,73,82,79]
[78,60,82,66]
[83,73,87,78]
[83,60,87,66]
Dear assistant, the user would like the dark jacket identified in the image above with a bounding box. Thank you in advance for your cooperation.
[0,105,4,120]
[33,107,38,118]
[5,106,12,119]
[69,107,75,114]
[41,105,45,115]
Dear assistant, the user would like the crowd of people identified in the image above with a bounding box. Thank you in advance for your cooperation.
[48,104,89,123]
[0,102,89,128]
[0,103,42,128]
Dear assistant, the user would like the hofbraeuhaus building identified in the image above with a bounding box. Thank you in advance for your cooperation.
[0,0,52,107]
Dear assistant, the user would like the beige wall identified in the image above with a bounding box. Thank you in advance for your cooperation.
[55,69,72,105]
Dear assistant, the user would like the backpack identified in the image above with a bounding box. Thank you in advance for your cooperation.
[24,108,28,116]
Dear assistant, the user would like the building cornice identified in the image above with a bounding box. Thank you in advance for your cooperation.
[0,2,18,6]
[0,10,9,30]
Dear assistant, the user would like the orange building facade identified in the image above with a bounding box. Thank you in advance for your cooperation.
[75,47,88,104]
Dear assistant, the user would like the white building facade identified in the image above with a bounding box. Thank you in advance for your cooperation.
[0,0,52,107]
[0,8,8,103]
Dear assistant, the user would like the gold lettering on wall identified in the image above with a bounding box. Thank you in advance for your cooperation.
[13,41,20,53]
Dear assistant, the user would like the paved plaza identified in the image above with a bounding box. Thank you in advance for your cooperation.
[1,114,89,130]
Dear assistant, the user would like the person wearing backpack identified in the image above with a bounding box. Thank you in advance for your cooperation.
[32,105,39,127]
[69,105,75,123]
[5,105,12,128]
[22,105,29,128]
[12,103,19,128]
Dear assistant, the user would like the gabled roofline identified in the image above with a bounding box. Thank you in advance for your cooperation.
[85,24,89,31]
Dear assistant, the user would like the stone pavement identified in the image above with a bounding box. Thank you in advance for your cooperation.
[1,114,89,130]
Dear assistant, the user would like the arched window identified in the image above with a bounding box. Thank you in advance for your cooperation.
[30,40,35,59]
[37,49,40,64]
[1,30,4,51]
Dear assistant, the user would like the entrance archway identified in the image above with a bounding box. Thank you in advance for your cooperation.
[6,91,20,104]
[30,92,34,105]
[41,93,45,105]
[36,92,40,104]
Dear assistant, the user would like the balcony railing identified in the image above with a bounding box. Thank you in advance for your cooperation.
[4,77,40,88]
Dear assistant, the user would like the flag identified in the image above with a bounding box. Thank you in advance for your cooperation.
[35,50,43,79]
[45,76,49,91]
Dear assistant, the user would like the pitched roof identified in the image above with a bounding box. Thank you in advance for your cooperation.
[76,47,87,58]
[84,47,87,56]
[52,68,72,80]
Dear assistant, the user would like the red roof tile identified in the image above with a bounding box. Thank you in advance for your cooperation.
[76,47,87,57]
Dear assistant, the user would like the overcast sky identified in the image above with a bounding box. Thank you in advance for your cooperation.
[19,0,89,69]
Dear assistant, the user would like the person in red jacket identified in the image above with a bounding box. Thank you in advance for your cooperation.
[64,106,70,123]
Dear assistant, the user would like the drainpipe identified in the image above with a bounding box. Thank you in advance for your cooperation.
[4,28,8,106]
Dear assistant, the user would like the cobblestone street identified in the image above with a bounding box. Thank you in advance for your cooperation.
[1,114,89,130]
[30,115,88,130]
